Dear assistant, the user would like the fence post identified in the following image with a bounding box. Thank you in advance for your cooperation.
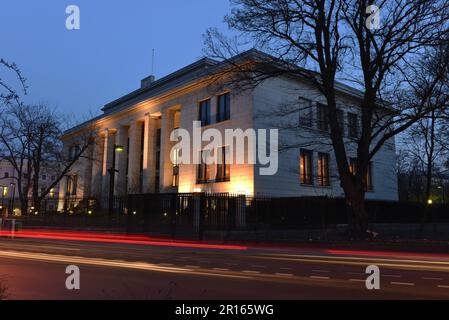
[10,219,15,239]
[193,194,202,240]
[236,195,246,228]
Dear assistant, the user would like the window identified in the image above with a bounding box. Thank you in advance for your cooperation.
[216,146,231,182]
[172,148,180,187]
[51,176,56,181]
[348,113,359,138]
[337,110,345,135]
[318,153,330,187]
[300,149,313,185]
[199,99,211,126]
[366,162,374,191]
[42,174,47,181]
[4,172,9,178]
[349,158,357,175]
[68,145,80,161]
[197,150,212,184]
[299,98,313,128]
[217,93,231,123]
[317,103,329,131]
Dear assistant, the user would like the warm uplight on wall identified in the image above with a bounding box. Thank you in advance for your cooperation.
[193,188,202,193]
[115,145,124,152]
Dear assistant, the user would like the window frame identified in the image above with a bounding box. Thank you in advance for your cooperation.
[317,103,329,132]
[317,152,330,187]
[198,99,211,127]
[216,92,231,123]
[300,149,313,185]
[298,97,314,128]
[216,146,231,182]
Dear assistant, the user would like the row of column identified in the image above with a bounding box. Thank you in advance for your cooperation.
[86,110,176,200]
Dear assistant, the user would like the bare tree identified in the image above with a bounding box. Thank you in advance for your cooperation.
[0,103,97,214]
[0,58,26,107]
[204,0,449,236]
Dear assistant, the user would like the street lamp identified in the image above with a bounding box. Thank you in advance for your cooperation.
[9,183,16,216]
[108,144,124,218]
[0,186,5,216]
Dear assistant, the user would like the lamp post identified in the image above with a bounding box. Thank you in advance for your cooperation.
[0,186,5,216]
[108,144,124,218]
[9,183,16,216]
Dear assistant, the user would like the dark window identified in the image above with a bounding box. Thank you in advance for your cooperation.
[300,149,313,185]
[317,103,329,131]
[4,172,9,178]
[318,153,330,187]
[217,93,231,123]
[51,176,56,181]
[299,98,313,128]
[42,175,47,181]
[337,109,345,135]
[199,99,211,126]
[348,113,359,138]
[216,146,231,182]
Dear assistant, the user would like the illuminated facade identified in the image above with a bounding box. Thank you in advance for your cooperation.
[60,50,398,202]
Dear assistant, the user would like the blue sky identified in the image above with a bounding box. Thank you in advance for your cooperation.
[0,1,232,120]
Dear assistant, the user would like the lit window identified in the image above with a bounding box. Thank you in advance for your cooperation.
[300,149,313,185]
[197,150,212,184]
[318,153,330,187]
[172,148,180,187]
[216,146,230,182]
[217,93,231,123]
[349,158,373,191]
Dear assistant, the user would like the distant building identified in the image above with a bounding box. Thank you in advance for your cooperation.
[60,50,398,205]
[0,160,60,215]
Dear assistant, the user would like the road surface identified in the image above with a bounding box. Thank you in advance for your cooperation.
[1,232,449,299]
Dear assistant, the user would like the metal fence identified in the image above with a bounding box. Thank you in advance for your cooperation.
[4,194,449,240]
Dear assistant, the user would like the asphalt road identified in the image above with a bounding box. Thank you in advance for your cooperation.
[1,236,449,300]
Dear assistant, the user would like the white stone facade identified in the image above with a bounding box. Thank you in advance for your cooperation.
[60,53,398,202]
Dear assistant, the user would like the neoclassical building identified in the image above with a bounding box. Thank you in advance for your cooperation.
[60,50,398,205]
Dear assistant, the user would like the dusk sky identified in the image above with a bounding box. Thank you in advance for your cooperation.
[0,1,232,122]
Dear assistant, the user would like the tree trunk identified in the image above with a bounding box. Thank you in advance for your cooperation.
[345,188,369,238]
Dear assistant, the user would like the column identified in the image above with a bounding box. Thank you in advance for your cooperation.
[91,134,105,199]
[127,121,143,194]
[142,114,157,193]
[115,126,129,196]
[82,144,93,198]
[159,110,174,193]
[101,129,115,199]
